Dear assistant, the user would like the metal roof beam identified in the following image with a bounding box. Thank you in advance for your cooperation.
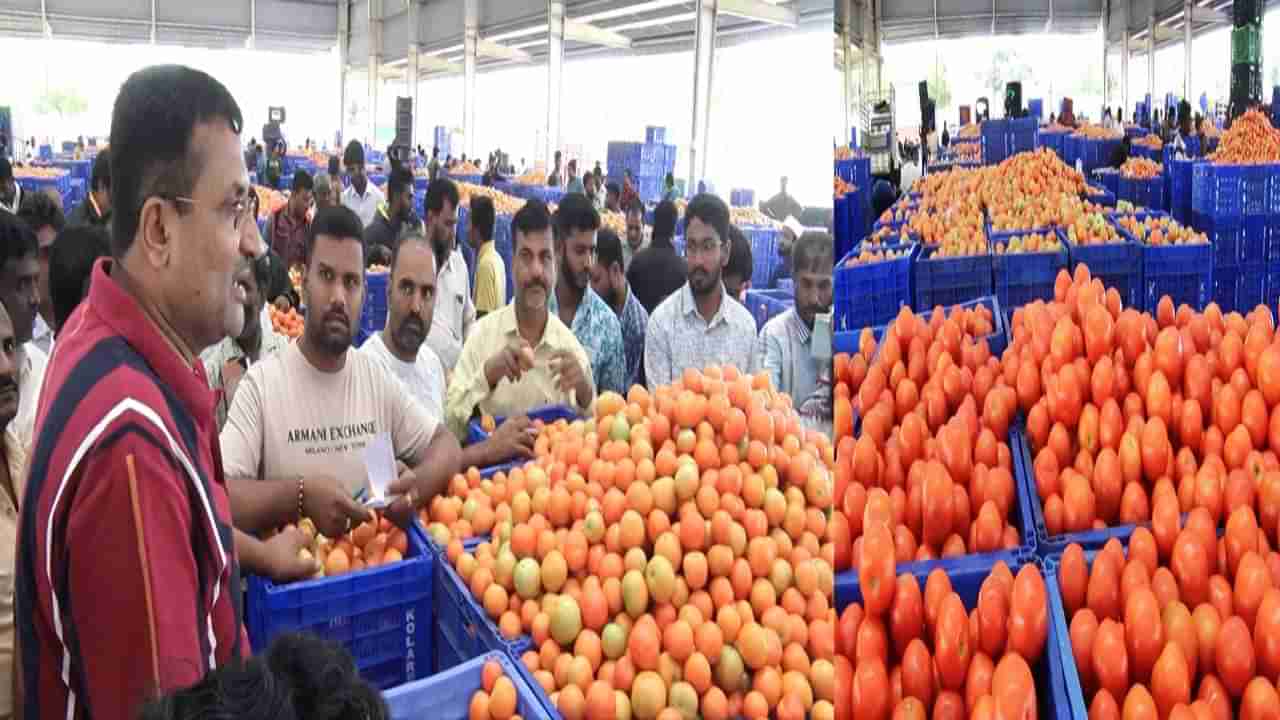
[563,18,632,48]
[717,0,798,28]
[477,37,532,61]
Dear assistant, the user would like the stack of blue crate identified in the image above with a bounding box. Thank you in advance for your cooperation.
[432,126,451,159]
[606,129,676,203]
[730,189,755,207]
[982,119,1009,165]
[1193,162,1280,312]
[1008,117,1037,155]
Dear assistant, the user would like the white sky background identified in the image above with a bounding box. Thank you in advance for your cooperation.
[0,26,829,207]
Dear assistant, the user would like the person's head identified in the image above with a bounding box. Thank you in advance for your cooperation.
[553,150,562,168]
[591,228,627,309]
[567,158,578,178]
[0,158,14,205]
[424,177,460,256]
[386,225,438,359]
[1179,101,1192,135]
[652,200,677,245]
[469,195,495,250]
[683,194,731,297]
[625,199,645,249]
[313,173,337,209]
[17,190,65,321]
[432,146,439,159]
[302,206,366,357]
[665,172,674,190]
[871,179,896,220]
[289,171,315,218]
[90,147,112,211]
[387,167,415,220]
[137,632,388,720]
[343,140,366,185]
[583,172,596,196]
[511,199,555,316]
[0,212,40,345]
[791,231,834,328]
[554,193,600,295]
[606,182,621,210]
[110,65,256,353]
[0,303,17,430]
[235,252,273,344]
[49,226,110,334]
[723,225,753,301]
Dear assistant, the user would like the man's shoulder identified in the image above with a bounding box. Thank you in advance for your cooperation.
[648,286,686,324]
[759,306,794,338]
[721,294,759,332]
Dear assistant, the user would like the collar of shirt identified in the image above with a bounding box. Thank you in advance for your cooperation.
[787,306,812,345]
[548,285,604,330]
[678,282,731,329]
[477,240,497,261]
[85,258,217,423]
[32,313,52,345]
[497,303,559,351]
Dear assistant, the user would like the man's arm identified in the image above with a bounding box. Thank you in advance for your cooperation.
[445,331,493,440]
[387,425,462,524]
[599,321,628,396]
[644,314,672,391]
[474,259,500,315]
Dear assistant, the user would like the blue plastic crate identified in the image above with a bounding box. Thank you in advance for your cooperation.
[834,157,871,189]
[834,243,917,332]
[1269,164,1280,215]
[1214,266,1243,311]
[361,271,390,334]
[1266,265,1280,310]
[1010,129,1036,155]
[1058,227,1143,310]
[1063,134,1081,168]
[982,119,1009,165]
[433,537,533,670]
[729,188,754,208]
[1243,215,1269,265]
[744,288,793,331]
[1117,211,1214,311]
[1269,215,1280,263]
[836,553,1068,720]
[1168,157,1198,224]
[990,229,1068,310]
[466,404,580,446]
[1037,130,1065,161]
[644,126,666,144]
[1193,163,1243,218]
[1130,144,1161,163]
[1239,266,1267,312]
[384,652,552,720]
[913,245,994,309]
[1244,164,1271,215]
[246,526,434,689]
[741,225,783,289]
[1009,116,1037,133]
[1092,167,1119,196]
[1118,174,1166,211]
[1194,213,1242,269]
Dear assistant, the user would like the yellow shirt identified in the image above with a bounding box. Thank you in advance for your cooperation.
[445,303,595,439]
[474,241,507,314]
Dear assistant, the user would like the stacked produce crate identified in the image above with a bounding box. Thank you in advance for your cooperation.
[605,127,676,202]
[1008,116,1037,155]
[432,125,451,159]
[1230,0,1264,121]
[982,118,1009,165]
[728,188,754,207]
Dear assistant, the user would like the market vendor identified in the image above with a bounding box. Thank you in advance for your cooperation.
[551,193,626,396]
[424,178,475,370]
[622,198,646,271]
[469,195,506,318]
[265,170,313,269]
[16,191,63,355]
[591,228,649,391]
[445,198,594,440]
[0,301,33,720]
[758,230,832,405]
[363,226,538,469]
[341,140,384,227]
[67,149,111,229]
[221,206,462,528]
[363,166,419,260]
[644,193,758,389]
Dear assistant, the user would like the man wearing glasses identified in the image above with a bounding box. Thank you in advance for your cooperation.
[644,193,758,389]
[265,170,314,269]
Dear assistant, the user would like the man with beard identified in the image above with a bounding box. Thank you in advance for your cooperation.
[16,190,64,355]
[364,227,538,467]
[446,199,593,439]
[627,200,687,314]
[423,178,475,370]
[604,182,621,214]
[266,170,314,269]
[0,212,47,451]
[0,158,21,215]
[550,193,625,396]
[757,231,832,404]
[222,206,461,526]
[621,198,646,271]
[0,302,31,720]
[469,195,505,318]
[590,228,648,391]
[364,167,419,259]
[643,193,757,389]
[341,141,385,228]
[201,254,289,429]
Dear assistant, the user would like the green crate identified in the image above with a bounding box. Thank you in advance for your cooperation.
[1232,24,1262,65]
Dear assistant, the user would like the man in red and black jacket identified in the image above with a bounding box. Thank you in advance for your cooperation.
[15,65,267,720]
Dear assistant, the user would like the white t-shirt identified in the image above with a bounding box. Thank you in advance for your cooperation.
[220,341,439,496]
[361,331,447,421]
[342,182,385,228]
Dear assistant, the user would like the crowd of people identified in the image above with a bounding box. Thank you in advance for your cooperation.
[0,63,832,719]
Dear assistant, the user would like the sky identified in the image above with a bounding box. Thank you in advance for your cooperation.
[0,26,829,207]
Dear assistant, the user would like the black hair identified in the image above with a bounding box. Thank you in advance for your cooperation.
[554,193,600,240]
[90,148,111,193]
[49,225,108,331]
[470,195,495,243]
[305,205,365,266]
[390,223,434,273]
[424,177,459,215]
[652,200,677,244]
[595,228,624,272]
[0,210,38,270]
[327,156,341,176]
[512,199,552,251]
[0,158,11,181]
[684,193,730,246]
[137,632,388,720]
[725,225,753,280]
[109,65,243,257]
[342,140,365,168]
[17,190,66,234]
[432,146,439,158]
[606,182,620,198]
[792,230,833,275]
[665,172,674,186]
[387,167,414,201]
[291,170,314,193]
[624,197,644,217]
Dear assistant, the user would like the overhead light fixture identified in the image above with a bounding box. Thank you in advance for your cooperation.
[573,0,688,24]
[605,12,697,33]
[487,24,547,42]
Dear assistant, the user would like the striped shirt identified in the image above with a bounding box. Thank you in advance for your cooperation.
[644,282,758,389]
[17,258,247,720]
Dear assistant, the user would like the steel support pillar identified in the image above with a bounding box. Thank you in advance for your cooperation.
[1184,0,1192,101]
[689,0,716,192]
[407,0,419,151]
[368,0,382,146]
[842,0,854,144]
[547,1,566,175]
[1102,0,1109,108]
[1147,11,1155,110]
[1121,0,1129,115]
[338,0,349,147]
[464,0,478,160]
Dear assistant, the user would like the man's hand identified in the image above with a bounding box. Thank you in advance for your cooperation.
[550,351,590,404]
[273,296,292,311]
[491,415,536,461]
[301,476,372,537]
[262,528,319,582]
[484,337,535,390]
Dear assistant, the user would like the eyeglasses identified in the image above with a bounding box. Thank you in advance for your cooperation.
[685,238,722,256]
[169,196,252,231]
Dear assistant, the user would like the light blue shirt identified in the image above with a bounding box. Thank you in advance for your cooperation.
[549,287,627,396]
[758,307,819,406]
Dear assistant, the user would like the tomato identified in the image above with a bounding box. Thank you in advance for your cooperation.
[889,573,924,652]
[1234,551,1273,631]
[835,655,854,720]
[1007,563,1048,663]
[1150,641,1191,720]
[860,523,896,617]
[1093,618,1130,701]
[1226,506,1261,580]
[898,637,933,710]
[990,652,1034,720]
[1090,689,1121,720]
[838,602,863,658]
[1193,604,1222,677]
[921,461,954,550]
[1122,683,1159,720]
[1171,531,1211,608]
[855,616,889,666]
[1215,615,1256,697]
[1069,607,1099,691]
[1150,567,1181,610]
[923,570,952,636]
[931,691,964,720]
[891,698,926,720]
[1197,674,1232,720]
[1124,586,1164,683]
[1129,528,1159,577]
[963,651,994,715]
[976,575,1008,658]
[1241,677,1280,720]
[1161,601,1199,681]
[1255,588,1280,678]
[1088,553,1123,622]
[1059,543,1089,616]
[933,593,971,691]
[851,657,891,720]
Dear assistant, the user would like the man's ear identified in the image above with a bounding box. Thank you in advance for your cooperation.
[135,197,173,269]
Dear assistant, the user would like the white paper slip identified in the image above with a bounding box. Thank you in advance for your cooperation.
[363,432,397,508]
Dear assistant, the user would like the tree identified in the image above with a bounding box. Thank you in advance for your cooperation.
[927,61,952,118]
[33,88,87,122]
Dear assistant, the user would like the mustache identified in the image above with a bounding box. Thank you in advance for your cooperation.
[0,377,17,395]
[400,315,425,333]
[323,310,349,326]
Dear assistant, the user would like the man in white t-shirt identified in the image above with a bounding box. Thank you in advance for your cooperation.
[221,206,462,525]
[362,226,538,468]
[340,141,384,228]
[423,178,475,370]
